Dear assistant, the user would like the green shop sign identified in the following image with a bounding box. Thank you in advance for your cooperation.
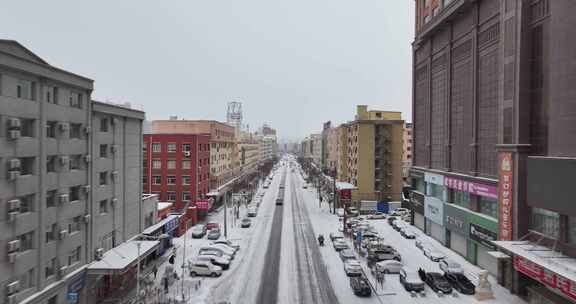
[467,213,498,249]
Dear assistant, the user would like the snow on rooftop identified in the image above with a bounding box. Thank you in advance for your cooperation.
[157,202,173,211]
[87,240,159,273]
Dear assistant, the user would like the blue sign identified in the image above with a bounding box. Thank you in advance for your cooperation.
[67,293,78,304]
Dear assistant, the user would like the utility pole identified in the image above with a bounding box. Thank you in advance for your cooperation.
[332,169,337,214]
[223,192,228,239]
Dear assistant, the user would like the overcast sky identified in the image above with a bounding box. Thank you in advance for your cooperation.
[0,0,414,141]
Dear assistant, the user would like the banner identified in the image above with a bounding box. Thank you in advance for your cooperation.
[444,177,498,199]
[498,153,514,241]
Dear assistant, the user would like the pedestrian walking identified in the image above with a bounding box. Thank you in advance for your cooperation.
[153,265,158,279]
[163,277,169,294]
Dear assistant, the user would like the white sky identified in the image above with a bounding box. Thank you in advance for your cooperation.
[0,0,415,141]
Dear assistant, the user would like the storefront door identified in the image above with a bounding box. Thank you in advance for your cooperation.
[450,230,468,257]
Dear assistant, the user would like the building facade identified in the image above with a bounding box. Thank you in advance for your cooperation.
[412,0,576,302]
[310,134,322,167]
[402,123,413,180]
[326,126,339,174]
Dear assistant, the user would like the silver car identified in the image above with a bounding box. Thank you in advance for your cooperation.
[188,260,222,277]
[439,259,463,274]
[344,259,363,277]
[372,260,403,274]
[423,247,446,262]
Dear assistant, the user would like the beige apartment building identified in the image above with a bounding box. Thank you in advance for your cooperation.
[151,119,235,191]
[336,126,349,182]
[402,122,412,179]
[343,105,404,202]
[326,126,339,173]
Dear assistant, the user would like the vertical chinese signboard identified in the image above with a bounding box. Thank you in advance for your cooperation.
[499,153,513,241]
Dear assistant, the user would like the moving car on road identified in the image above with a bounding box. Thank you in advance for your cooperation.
[399,267,425,293]
[419,269,453,294]
[241,218,251,228]
[423,247,446,262]
[371,260,403,274]
[189,260,222,277]
[339,249,356,261]
[207,228,221,240]
[439,259,463,274]
[444,272,476,295]
[343,260,363,277]
[247,206,258,217]
[349,276,372,297]
[191,224,207,239]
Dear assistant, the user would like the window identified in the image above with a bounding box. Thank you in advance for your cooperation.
[452,190,470,209]
[100,118,109,132]
[142,176,148,184]
[167,176,176,185]
[99,200,108,214]
[152,142,161,153]
[69,216,81,233]
[99,172,108,185]
[183,144,191,152]
[46,190,57,208]
[182,176,191,185]
[68,246,81,265]
[20,194,34,213]
[152,176,161,185]
[46,121,57,138]
[531,208,559,239]
[426,183,446,201]
[182,160,191,169]
[167,160,176,169]
[152,160,162,169]
[167,192,176,201]
[100,144,108,158]
[69,123,82,139]
[19,157,35,175]
[19,268,36,290]
[45,258,56,278]
[69,186,81,202]
[53,87,59,104]
[568,216,576,246]
[45,224,56,243]
[167,143,177,153]
[182,192,191,201]
[47,156,57,173]
[18,231,34,251]
[16,79,34,100]
[70,93,83,109]
[479,197,498,219]
[69,155,82,170]
[21,118,35,137]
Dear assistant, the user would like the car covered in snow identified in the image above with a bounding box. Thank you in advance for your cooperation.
[439,259,463,274]
[419,269,453,294]
[207,228,221,240]
[339,249,356,261]
[415,238,432,251]
[336,208,345,218]
[302,183,308,189]
[343,260,363,277]
[199,246,234,260]
[191,224,207,238]
[188,260,222,277]
[392,220,408,231]
[367,212,386,220]
[423,247,446,262]
[247,206,258,217]
[329,232,344,242]
[390,208,410,217]
[206,222,220,231]
[194,255,230,270]
[399,267,425,293]
[211,240,239,251]
[346,207,359,217]
[371,260,403,274]
[349,276,372,297]
[241,218,251,228]
[400,227,416,239]
[333,239,349,251]
[444,272,475,295]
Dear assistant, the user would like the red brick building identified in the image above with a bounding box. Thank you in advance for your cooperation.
[143,134,211,213]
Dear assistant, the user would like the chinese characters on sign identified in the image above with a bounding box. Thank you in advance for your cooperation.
[498,153,513,241]
[514,256,576,300]
[340,189,351,200]
[443,177,498,199]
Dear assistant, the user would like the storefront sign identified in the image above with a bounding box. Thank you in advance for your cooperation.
[424,196,444,225]
[444,204,469,236]
[410,191,425,214]
[68,271,86,293]
[164,217,179,234]
[469,223,497,249]
[443,177,498,199]
[424,172,444,186]
[339,189,352,200]
[514,256,576,301]
[498,152,514,241]
[196,200,212,211]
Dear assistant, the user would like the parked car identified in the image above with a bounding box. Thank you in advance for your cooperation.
[444,272,476,295]
[198,247,233,260]
[400,227,416,239]
[302,184,308,189]
[206,222,220,230]
[207,228,221,240]
[387,216,398,225]
[346,207,359,217]
[209,242,238,254]
[371,260,403,274]
[423,247,446,262]
[439,259,464,274]
[241,218,251,228]
[399,267,425,292]
[211,240,240,251]
[336,208,345,218]
[339,249,356,261]
[392,220,408,231]
[344,260,363,277]
[188,260,222,277]
[195,255,230,270]
[198,250,231,263]
[191,224,207,238]
[247,206,258,217]
[415,238,432,251]
[419,269,453,294]
[333,239,349,251]
[349,276,372,297]
[329,232,344,242]
[368,249,402,262]
[367,212,386,220]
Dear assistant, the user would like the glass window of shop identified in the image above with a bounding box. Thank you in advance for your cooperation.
[479,197,498,219]
[452,190,470,209]
[569,216,576,246]
[414,177,425,193]
[531,208,560,239]
[426,183,446,201]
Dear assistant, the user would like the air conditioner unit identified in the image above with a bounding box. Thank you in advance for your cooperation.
[58,230,68,240]
[8,199,21,211]
[8,118,21,129]
[8,171,20,181]
[7,240,20,252]
[58,122,69,132]
[83,185,91,193]
[8,130,21,140]
[9,159,21,170]
[83,214,91,223]
[59,194,69,205]
[7,252,18,264]
[95,248,104,260]
[6,294,18,304]
[84,154,92,163]
[6,281,19,295]
[110,145,118,153]
[83,126,91,134]
[8,212,19,222]
[184,151,191,157]
[58,266,68,277]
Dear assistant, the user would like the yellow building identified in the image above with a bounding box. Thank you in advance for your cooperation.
[342,105,404,203]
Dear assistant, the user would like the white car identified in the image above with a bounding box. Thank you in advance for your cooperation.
[195,255,230,270]
[198,251,231,263]
[199,247,234,260]
[189,260,222,277]
[344,260,363,277]
[211,240,240,251]
[439,259,463,274]
[210,242,238,253]
[423,247,446,262]
[208,244,236,256]
[368,212,386,220]
[391,207,410,215]
[372,260,404,274]
[415,238,431,251]
[336,209,345,218]
[247,206,257,217]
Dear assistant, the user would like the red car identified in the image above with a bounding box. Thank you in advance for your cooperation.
[206,222,220,230]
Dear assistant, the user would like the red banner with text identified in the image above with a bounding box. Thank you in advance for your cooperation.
[498,152,514,241]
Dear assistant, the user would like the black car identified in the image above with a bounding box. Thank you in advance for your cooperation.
[387,216,398,225]
[444,272,476,295]
[418,269,453,294]
[349,276,372,297]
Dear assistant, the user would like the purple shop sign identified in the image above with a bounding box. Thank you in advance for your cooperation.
[444,176,498,199]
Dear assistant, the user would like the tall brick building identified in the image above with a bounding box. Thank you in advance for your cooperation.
[411,0,576,302]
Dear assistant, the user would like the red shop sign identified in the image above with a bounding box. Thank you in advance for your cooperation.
[514,256,576,300]
[339,189,351,200]
[498,153,514,241]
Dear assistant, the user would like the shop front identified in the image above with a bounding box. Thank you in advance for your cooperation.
[67,269,86,304]
[425,196,445,243]
[444,203,469,258]
[468,213,499,276]
[411,191,425,231]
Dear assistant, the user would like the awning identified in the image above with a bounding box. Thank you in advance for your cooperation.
[87,241,159,275]
[142,214,180,235]
[157,202,173,211]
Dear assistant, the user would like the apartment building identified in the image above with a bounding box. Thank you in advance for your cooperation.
[336,126,349,182]
[326,126,339,174]
[402,123,413,180]
[257,134,277,164]
[343,105,404,203]
[412,1,576,302]
[151,120,234,191]
[321,121,331,170]
[310,134,322,167]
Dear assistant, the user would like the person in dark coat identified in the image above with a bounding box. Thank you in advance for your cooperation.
[153,265,158,279]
